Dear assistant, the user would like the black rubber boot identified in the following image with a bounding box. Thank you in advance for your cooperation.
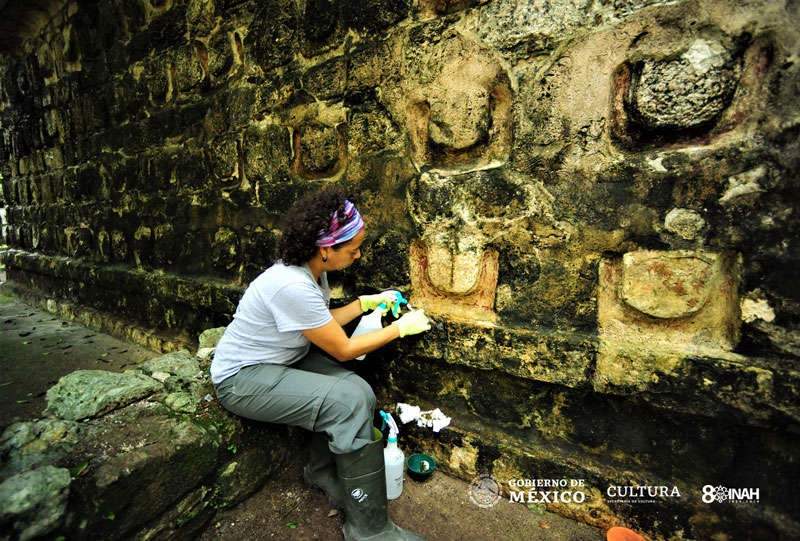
[335,436,425,540]
[303,432,346,510]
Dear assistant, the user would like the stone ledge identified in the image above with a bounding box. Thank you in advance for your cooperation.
[0,346,299,540]
[399,318,597,389]
[398,317,800,430]
[7,246,797,431]
[0,248,243,351]
[5,280,193,354]
[595,339,800,428]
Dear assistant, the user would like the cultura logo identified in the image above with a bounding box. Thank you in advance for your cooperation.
[605,484,681,504]
[702,484,760,504]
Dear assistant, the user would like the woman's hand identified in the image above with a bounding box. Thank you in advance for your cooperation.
[393,309,431,337]
[359,290,400,313]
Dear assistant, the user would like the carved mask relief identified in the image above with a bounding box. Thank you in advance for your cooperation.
[596,250,743,392]
[407,167,555,321]
[611,36,743,148]
[288,103,348,180]
[406,53,512,172]
[399,31,515,319]
[292,122,347,179]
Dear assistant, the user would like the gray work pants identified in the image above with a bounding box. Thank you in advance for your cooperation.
[214,351,376,454]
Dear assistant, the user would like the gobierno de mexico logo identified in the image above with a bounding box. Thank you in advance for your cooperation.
[468,474,503,508]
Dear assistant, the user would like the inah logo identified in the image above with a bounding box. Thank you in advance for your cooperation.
[702,484,760,504]
[351,488,368,503]
[468,474,503,508]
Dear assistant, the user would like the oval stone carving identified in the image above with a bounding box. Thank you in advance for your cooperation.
[620,251,715,319]
[428,85,490,151]
[426,243,484,294]
[626,39,740,131]
[293,123,345,178]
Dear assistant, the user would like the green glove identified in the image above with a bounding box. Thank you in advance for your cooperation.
[359,290,399,313]
[393,309,431,338]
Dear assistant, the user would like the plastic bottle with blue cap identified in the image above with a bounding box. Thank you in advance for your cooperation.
[380,410,404,500]
[350,292,409,360]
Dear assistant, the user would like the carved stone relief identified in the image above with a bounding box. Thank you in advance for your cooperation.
[292,122,346,179]
[599,250,742,349]
[400,30,512,174]
[612,36,743,147]
[396,30,521,319]
[596,250,743,390]
[286,102,348,180]
[407,168,555,321]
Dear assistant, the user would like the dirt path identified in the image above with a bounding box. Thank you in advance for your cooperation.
[0,282,159,429]
[200,454,605,541]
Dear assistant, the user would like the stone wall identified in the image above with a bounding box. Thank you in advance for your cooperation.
[1,0,799,538]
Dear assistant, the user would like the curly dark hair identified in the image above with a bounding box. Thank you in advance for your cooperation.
[277,187,359,266]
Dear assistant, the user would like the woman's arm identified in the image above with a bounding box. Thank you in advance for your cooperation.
[302,318,400,362]
[329,299,363,327]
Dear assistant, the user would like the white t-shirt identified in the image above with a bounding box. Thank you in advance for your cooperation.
[210,262,333,384]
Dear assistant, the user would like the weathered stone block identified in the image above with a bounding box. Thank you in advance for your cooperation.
[292,122,346,179]
[246,0,299,71]
[663,207,705,241]
[0,419,83,481]
[64,226,93,259]
[173,43,207,93]
[139,350,201,383]
[64,406,219,539]
[211,227,239,272]
[599,250,742,350]
[301,0,339,48]
[0,465,71,541]
[398,318,595,388]
[206,31,235,81]
[347,107,404,156]
[626,39,740,132]
[144,55,170,105]
[44,370,163,421]
[473,0,597,53]
[342,0,408,33]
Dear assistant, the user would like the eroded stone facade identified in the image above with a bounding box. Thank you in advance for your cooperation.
[1,0,799,538]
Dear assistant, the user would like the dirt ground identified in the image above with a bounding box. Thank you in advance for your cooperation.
[200,453,605,541]
[0,280,607,540]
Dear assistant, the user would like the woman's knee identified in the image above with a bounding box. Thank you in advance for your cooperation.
[349,376,376,411]
[326,377,375,420]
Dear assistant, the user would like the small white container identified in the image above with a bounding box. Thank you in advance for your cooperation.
[384,436,405,500]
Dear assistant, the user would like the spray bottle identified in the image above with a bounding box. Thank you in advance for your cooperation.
[351,292,409,360]
[350,302,386,360]
[380,410,404,499]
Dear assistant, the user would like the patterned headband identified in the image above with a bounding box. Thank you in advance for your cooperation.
[316,200,365,247]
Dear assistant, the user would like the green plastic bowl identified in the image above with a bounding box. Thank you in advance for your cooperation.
[406,453,436,482]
